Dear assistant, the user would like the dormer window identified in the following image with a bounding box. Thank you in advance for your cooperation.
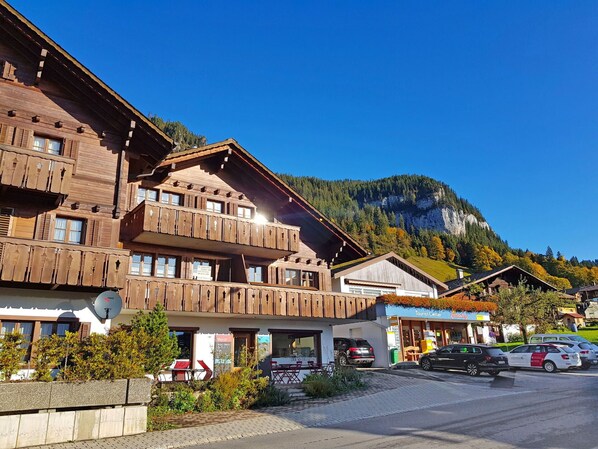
[33,135,62,155]
[237,206,253,219]
[206,200,223,214]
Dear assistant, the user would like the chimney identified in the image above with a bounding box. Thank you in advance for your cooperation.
[457,269,464,279]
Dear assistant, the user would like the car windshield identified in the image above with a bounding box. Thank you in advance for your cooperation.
[579,343,592,349]
[562,347,576,353]
[354,339,371,348]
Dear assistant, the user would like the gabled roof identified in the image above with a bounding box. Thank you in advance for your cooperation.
[160,139,369,263]
[0,1,174,165]
[331,252,448,291]
[442,265,557,297]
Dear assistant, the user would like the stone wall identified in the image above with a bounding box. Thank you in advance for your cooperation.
[0,378,152,449]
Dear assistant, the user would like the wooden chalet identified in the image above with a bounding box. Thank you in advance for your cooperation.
[0,1,375,378]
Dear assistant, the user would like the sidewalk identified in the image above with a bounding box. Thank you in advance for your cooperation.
[38,372,524,449]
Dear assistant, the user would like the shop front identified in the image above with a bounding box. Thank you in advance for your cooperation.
[381,304,491,362]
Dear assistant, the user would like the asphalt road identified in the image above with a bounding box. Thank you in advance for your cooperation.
[189,368,598,449]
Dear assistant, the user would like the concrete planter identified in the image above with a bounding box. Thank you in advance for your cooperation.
[0,378,152,449]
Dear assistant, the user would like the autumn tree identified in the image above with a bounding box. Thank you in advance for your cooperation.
[446,248,456,263]
[492,281,565,343]
[472,245,502,271]
[428,236,446,260]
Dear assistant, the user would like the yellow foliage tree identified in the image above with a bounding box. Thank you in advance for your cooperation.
[428,236,446,260]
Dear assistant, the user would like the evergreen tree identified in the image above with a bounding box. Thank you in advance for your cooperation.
[545,246,554,259]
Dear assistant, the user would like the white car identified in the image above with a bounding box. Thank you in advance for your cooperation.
[544,340,597,370]
[507,344,581,373]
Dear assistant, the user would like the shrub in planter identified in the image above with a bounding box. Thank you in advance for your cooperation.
[32,332,80,381]
[0,331,26,380]
[170,388,196,413]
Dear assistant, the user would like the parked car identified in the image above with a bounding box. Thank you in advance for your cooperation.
[506,344,581,373]
[529,334,598,358]
[333,337,375,367]
[544,341,597,370]
[419,344,509,376]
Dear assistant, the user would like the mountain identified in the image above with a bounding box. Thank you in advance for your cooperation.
[279,174,493,237]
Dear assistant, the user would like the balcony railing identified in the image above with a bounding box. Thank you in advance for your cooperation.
[121,202,300,257]
[0,237,129,289]
[0,145,74,196]
[122,277,376,320]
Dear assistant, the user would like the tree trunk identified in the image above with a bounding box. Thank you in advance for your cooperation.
[521,324,529,344]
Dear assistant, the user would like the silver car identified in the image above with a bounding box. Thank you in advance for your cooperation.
[545,340,597,370]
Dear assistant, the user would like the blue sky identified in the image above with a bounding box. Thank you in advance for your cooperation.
[11,1,598,260]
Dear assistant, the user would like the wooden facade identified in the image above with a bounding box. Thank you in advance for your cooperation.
[0,1,374,325]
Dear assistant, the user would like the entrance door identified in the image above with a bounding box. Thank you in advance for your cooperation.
[232,331,256,367]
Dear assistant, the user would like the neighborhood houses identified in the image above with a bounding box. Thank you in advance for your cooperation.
[0,2,596,449]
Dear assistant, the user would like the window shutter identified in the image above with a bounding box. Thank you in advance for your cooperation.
[36,213,53,240]
[12,216,36,239]
[63,139,79,174]
[1,61,16,81]
[0,123,15,145]
[0,209,11,237]
[78,322,91,339]
[12,127,33,149]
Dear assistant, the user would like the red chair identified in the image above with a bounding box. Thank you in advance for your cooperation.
[172,360,191,381]
[287,361,302,383]
[270,361,286,383]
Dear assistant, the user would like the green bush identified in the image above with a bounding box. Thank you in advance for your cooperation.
[254,383,291,407]
[32,332,79,381]
[0,331,26,380]
[195,390,217,412]
[302,374,337,398]
[210,365,269,410]
[147,405,177,432]
[302,367,365,398]
[170,388,196,413]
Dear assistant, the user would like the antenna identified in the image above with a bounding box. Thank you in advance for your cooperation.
[93,291,123,322]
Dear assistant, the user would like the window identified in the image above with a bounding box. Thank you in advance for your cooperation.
[510,345,529,354]
[53,217,84,244]
[169,329,194,359]
[0,320,73,362]
[137,187,158,205]
[301,271,316,288]
[237,206,253,219]
[271,330,320,363]
[248,265,265,283]
[156,255,178,278]
[161,192,182,206]
[33,136,62,155]
[285,269,300,286]
[206,200,223,214]
[348,286,396,296]
[131,253,154,276]
[284,269,318,288]
[192,259,213,281]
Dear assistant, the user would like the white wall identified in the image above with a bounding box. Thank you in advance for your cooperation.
[114,313,336,380]
[0,288,109,335]
[333,319,390,367]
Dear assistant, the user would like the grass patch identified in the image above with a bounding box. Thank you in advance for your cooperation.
[406,256,470,282]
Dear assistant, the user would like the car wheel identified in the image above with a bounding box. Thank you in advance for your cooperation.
[488,370,500,376]
[338,354,348,367]
[420,358,433,371]
[466,362,480,376]
[543,360,557,373]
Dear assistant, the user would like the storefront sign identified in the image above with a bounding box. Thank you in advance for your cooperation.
[214,334,232,375]
[383,304,490,322]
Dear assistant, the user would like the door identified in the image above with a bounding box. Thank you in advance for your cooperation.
[434,345,454,368]
[508,345,529,367]
[232,331,256,367]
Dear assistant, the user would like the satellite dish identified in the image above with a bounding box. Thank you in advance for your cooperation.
[93,291,122,320]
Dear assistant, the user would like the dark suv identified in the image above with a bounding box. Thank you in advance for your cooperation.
[419,344,509,376]
[334,337,375,367]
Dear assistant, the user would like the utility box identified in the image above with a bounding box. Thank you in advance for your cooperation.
[389,348,399,364]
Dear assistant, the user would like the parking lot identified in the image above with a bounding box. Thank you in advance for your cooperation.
[386,364,598,392]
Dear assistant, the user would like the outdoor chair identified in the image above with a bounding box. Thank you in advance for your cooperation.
[270,361,286,383]
[286,361,302,383]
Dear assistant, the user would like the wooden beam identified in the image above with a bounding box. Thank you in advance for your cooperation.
[34,48,48,85]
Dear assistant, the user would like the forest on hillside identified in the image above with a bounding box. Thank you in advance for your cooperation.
[149,116,598,290]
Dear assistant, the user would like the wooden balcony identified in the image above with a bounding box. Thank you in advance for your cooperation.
[0,144,74,196]
[121,202,301,258]
[122,277,377,321]
[0,237,130,289]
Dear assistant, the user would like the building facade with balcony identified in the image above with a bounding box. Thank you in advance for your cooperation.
[0,2,375,378]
